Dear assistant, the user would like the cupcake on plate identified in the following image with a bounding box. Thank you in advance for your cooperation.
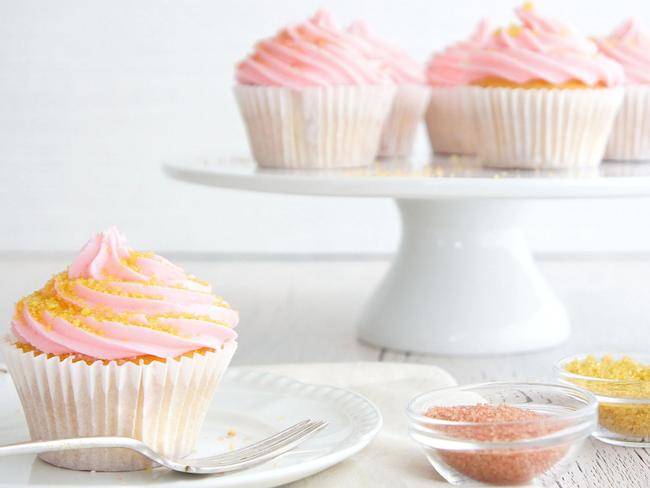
[466,3,625,169]
[425,19,492,155]
[235,10,396,169]
[348,21,430,158]
[596,19,650,161]
[1,228,238,471]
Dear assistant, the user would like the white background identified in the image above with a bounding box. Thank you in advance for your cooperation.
[2,0,650,255]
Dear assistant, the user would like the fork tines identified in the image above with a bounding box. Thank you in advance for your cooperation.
[191,419,327,468]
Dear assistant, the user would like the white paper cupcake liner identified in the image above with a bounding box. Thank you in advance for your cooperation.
[378,84,430,158]
[235,85,396,169]
[425,86,479,156]
[472,86,624,169]
[1,337,236,471]
[605,85,650,161]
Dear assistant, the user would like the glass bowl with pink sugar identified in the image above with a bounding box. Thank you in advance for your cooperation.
[407,382,597,486]
[556,352,650,448]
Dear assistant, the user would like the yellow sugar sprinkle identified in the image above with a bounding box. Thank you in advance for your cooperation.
[120,258,137,272]
[189,275,210,287]
[14,260,233,339]
[133,319,180,336]
[104,273,159,286]
[564,355,650,437]
[19,290,181,337]
[121,250,156,273]
[565,355,650,382]
[506,24,523,37]
[522,1,535,11]
[151,311,232,328]
[69,276,163,300]
[15,342,216,365]
[135,251,155,259]
[22,293,104,336]
[170,282,213,296]
[15,273,233,338]
[473,78,604,89]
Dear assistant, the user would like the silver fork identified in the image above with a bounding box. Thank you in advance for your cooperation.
[0,419,328,474]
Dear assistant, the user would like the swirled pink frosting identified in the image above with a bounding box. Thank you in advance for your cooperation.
[347,21,425,84]
[426,20,493,86]
[236,10,392,88]
[11,228,238,360]
[596,19,650,84]
[465,5,624,87]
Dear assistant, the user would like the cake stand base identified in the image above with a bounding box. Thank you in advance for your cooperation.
[358,199,570,355]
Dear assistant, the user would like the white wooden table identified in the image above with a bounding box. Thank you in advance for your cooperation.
[1,254,649,487]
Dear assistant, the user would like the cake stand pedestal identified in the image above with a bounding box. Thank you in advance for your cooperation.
[164,158,650,355]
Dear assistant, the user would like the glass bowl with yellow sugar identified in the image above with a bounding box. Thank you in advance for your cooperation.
[555,352,650,447]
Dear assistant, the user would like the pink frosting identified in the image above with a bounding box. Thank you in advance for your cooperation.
[426,19,493,86]
[348,21,425,84]
[596,19,650,84]
[236,10,392,88]
[12,227,238,360]
[465,5,624,87]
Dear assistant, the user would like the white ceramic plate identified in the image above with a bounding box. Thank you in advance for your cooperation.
[0,367,382,488]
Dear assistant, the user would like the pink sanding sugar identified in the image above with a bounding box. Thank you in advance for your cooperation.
[424,404,568,485]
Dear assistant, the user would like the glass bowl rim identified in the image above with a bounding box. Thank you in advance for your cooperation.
[554,351,650,385]
[406,381,598,428]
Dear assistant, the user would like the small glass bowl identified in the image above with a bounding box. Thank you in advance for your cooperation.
[555,352,650,447]
[406,382,597,486]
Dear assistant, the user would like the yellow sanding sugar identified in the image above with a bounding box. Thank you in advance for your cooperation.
[565,355,650,382]
[564,355,650,437]
[121,250,156,272]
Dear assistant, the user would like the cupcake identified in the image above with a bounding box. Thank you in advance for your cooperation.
[1,228,238,471]
[596,19,650,161]
[235,10,396,169]
[466,4,625,169]
[425,20,492,155]
[348,21,430,158]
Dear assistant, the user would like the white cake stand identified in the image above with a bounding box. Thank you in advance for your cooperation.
[164,158,650,355]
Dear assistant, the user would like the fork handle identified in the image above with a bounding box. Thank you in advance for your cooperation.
[0,437,142,457]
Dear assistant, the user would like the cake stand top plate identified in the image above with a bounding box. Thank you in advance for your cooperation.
[164,157,650,200]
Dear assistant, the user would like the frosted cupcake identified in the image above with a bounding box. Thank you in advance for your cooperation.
[348,21,429,158]
[467,4,625,169]
[235,10,396,169]
[425,20,492,155]
[596,20,650,161]
[1,228,238,471]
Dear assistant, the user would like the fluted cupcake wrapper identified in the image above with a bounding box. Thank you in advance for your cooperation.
[425,86,479,156]
[1,336,236,472]
[378,84,430,158]
[472,86,624,169]
[605,85,650,162]
[235,85,396,169]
